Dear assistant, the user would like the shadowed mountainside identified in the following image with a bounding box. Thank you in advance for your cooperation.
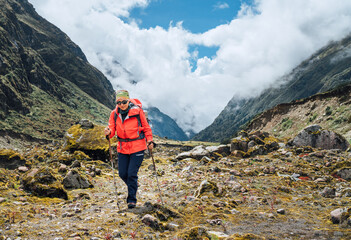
[0,0,115,142]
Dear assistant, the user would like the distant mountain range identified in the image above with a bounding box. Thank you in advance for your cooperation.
[0,0,187,142]
[193,34,351,142]
[146,107,189,141]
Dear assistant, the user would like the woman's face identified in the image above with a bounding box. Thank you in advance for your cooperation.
[117,97,130,111]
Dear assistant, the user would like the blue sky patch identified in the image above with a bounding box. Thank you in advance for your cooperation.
[188,44,219,71]
[129,0,246,33]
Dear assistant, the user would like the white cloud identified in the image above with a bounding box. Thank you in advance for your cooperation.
[29,0,351,134]
[214,2,230,10]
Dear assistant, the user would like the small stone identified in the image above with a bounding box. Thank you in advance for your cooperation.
[58,164,68,173]
[0,197,6,203]
[141,214,160,230]
[277,209,285,214]
[230,209,240,214]
[95,168,102,175]
[74,207,82,213]
[321,187,336,198]
[18,166,29,172]
[112,230,122,238]
[208,231,229,238]
[71,160,81,168]
[230,170,241,176]
[330,208,349,224]
[62,212,75,218]
[314,178,326,183]
[18,197,27,202]
[166,223,179,231]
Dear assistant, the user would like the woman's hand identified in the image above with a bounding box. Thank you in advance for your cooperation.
[147,141,154,150]
[104,127,111,136]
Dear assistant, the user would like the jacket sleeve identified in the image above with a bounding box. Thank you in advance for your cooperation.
[139,109,153,142]
[108,110,116,138]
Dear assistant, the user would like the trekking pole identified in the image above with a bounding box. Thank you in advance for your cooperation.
[149,147,164,205]
[107,135,121,210]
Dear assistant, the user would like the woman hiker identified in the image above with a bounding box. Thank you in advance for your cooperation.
[104,90,154,209]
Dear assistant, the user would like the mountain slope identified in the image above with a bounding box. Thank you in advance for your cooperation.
[194,34,351,142]
[246,83,351,141]
[0,0,114,142]
[0,0,114,114]
[147,107,189,141]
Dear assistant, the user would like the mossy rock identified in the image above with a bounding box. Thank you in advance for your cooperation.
[22,167,68,199]
[0,148,25,170]
[227,233,266,240]
[64,124,116,160]
[194,180,221,198]
[178,226,211,240]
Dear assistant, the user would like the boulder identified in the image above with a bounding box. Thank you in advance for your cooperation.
[175,145,230,161]
[290,125,349,150]
[175,146,208,160]
[0,149,26,170]
[194,180,220,198]
[79,119,94,129]
[62,169,93,189]
[178,227,211,240]
[230,136,249,152]
[64,124,115,160]
[22,168,68,199]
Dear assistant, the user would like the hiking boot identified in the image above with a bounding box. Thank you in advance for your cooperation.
[128,202,136,209]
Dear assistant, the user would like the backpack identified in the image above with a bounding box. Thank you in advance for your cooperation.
[113,99,145,142]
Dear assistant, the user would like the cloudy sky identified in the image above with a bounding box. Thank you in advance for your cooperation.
[28,0,351,135]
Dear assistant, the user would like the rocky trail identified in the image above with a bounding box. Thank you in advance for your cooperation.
[1,123,351,239]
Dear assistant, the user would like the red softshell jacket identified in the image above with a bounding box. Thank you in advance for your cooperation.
[108,100,153,154]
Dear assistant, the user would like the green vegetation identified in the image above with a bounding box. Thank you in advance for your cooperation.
[280,117,293,131]
[325,106,333,116]
[0,82,111,141]
[309,113,318,122]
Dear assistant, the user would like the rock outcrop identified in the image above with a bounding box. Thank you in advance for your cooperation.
[0,149,26,170]
[62,169,93,189]
[230,131,279,157]
[290,125,349,150]
[22,167,68,199]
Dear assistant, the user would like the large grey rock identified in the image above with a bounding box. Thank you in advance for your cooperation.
[230,136,249,152]
[62,170,93,189]
[176,145,230,161]
[290,125,349,150]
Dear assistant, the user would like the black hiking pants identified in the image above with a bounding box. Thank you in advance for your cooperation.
[118,150,144,204]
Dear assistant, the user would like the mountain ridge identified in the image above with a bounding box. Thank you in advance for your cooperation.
[193,34,351,142]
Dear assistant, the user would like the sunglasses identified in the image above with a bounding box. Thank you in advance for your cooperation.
[117,100,129,105]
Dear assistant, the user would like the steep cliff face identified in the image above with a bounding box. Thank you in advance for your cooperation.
[194,34,351,142]
[0,0,114,141]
